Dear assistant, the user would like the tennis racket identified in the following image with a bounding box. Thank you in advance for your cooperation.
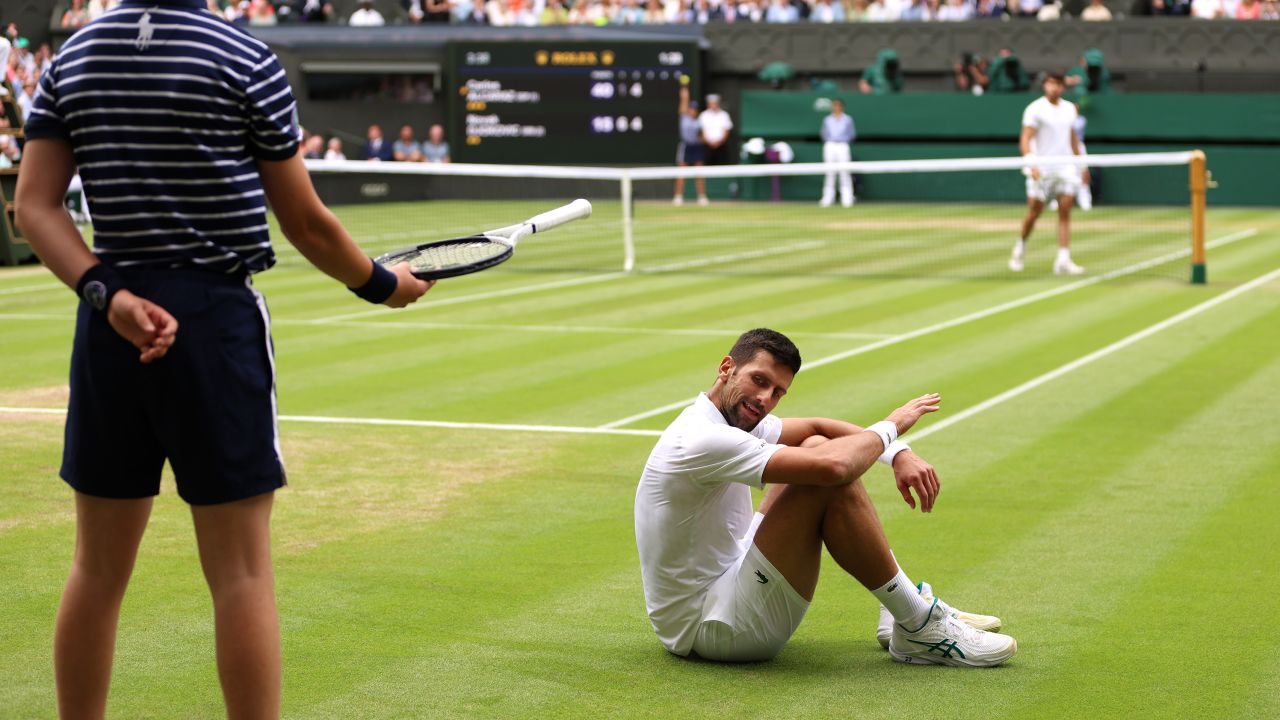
[374,199,593,280]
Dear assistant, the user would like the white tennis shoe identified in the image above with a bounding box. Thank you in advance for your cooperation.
[889,598,1017,668]
[1008,254,1024,272]
[876,582,1002,650]
[1054,258,1085,275]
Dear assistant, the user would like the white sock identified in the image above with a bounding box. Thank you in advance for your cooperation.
[871,567,932,631]
[1012,238,1025,257]
[1057,247,1071,263]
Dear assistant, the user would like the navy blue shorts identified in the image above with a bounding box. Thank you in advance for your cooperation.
[677,141,706,165]
[61,268,286,505]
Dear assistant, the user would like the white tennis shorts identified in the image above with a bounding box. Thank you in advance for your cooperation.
[1027,170,1081,202]
[690,513,811,662]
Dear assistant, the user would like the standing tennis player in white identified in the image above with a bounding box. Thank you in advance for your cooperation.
[635,329,1017,667]
[1012,72,1090,275]
[819,98,855,208]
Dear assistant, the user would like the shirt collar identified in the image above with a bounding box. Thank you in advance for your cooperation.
[694,393,728,426]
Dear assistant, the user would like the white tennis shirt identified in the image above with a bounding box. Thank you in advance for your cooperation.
[634,393,785,656]
[1022,96,1080,174]
[698,108,733,146]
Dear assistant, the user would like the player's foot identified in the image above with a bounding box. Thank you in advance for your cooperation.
[889,598,1017,668]
[697,195,709,207]
[876,582,1001,649]
[1008,254,1024,272]
[672,196,684,207]
[1053,259,1085,275]
[842,196,855,208]
[819,198,833,208]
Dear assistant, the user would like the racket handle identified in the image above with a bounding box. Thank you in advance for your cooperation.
[527,199,592,234]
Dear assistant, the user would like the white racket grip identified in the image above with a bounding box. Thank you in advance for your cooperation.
[526,199,592,234]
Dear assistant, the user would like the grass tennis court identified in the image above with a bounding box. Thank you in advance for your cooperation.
[2,201,1279,719]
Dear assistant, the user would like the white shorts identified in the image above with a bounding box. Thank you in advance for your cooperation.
[690,513,811,662]
[1027,171,1081,202]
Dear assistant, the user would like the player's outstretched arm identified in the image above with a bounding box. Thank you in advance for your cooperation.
[15,139,178,363]
[257,150,432,308]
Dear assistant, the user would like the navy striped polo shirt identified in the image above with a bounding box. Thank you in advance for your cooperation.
[24,0,300,275]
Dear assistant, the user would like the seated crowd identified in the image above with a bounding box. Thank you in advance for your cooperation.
[52,0,1278,26]
[304,123,453,163]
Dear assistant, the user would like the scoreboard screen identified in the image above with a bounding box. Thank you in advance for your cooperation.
[448,41,701,165]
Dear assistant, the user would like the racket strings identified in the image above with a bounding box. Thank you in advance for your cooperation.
[404,238,510,274]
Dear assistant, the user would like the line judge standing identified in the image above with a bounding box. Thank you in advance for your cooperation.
[819,98,856,208]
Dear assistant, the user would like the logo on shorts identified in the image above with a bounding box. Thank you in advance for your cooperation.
[754,570,769,584]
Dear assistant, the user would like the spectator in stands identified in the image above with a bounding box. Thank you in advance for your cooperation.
[1080,0,1113,17]
[538,0,569,21]
[1012,0,1043,15]
[843,0,870,19]
[422,124,451,163]
[698,94,734,187]
[1190,0,1227,15]
[349,0,387,24]
[765,0,801,19]
[974,0,1005,16]
[302,134,324,159]
[364,124,394,161]
[62,0,92,28]
[393,124,424,162]
[1036,0,1063,18]
[248,0,278,25]
[0,117,20,168]
[899,0,926,18]
[937,0,974,18]
[425,0,454,21]
[987,48,1030,93]
[324,138,346,161]
[297,0,336,21]
[810,0,840,20]
[858,48,904,94]
[1235,0,1263,16]
[954,52,990,93]
[1144,0,1190,14]
[1066,48,1111,96]
[19,79,37,122]
[1262,0,1278,17]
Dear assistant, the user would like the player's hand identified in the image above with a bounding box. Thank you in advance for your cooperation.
[679,85,689,100]
[893,451,940,513]
[1080,168,1092,186]
[886,393,941,436]
[107,290,178,364]
[383,262,434,308]
[1030,167,1042,181]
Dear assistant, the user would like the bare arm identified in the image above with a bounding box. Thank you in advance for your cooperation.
[778,416,862,446]
[15,138,177,363]
[762,393,940,488]
[1020,125,1040,180]
[1071,126,1091,185]
[256,150,430,307]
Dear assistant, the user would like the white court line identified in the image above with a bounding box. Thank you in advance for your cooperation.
[0,283,63,296]
[315,240,828,323]
[598,228,1259,429]
[0,407,660,438]
[277,318,892,341]
[0,313,75,321]
[908,263,1280,442]
[2,258,1274,441]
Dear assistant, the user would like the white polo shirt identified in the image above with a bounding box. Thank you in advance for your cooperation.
[1022,96,1079,175]
[634,393,785,656]
[698,108,733,146]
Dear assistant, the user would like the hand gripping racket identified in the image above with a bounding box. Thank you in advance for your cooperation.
[374,199,593,280]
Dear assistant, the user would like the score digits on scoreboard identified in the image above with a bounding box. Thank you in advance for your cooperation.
[449,41,700,164]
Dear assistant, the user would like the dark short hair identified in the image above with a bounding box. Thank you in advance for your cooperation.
[1045,71,1066,83]
[728,328,801,374]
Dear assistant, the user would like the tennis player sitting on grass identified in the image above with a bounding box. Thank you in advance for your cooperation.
[634,329,1017,667]
[14,3,430,718]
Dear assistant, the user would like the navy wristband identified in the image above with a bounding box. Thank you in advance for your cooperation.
[349,259,397,304]
[75,264,126,313]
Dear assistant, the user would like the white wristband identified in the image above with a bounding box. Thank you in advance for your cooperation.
[863,420,897,451]
[878,440,911,466]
